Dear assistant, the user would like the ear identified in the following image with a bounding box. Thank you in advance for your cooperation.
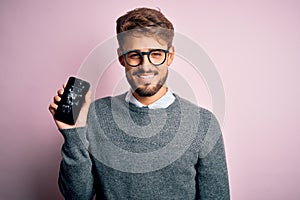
[117,48,125,67]
[166,46,175,66]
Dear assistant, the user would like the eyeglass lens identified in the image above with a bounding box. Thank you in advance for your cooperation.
[124,49,168,66]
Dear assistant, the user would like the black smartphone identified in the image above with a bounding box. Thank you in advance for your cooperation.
[54,76,90,125]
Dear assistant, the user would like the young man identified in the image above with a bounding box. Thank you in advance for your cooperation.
[49,7,230,200]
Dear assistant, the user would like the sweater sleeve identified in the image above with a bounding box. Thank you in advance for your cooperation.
[58,127,95,200]
[196,113,230,200]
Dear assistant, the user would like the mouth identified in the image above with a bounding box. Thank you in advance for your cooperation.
[137,73,155,81]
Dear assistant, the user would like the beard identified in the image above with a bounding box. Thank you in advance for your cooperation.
[126,69,168,97]
[135,83,164,97]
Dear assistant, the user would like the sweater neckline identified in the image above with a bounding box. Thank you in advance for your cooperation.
[115,92,181,114]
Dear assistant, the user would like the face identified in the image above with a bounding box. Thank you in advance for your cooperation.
[118,35,174,97]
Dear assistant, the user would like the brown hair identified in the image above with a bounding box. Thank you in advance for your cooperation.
[116,8,174,48]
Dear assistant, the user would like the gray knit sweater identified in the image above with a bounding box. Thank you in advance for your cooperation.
[58,93,230,200]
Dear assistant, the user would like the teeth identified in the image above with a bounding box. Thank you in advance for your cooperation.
[139,74,154,79]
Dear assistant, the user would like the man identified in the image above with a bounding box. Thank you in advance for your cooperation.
[49,7,230,200]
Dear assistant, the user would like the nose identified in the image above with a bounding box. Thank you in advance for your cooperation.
[139,54,152,71]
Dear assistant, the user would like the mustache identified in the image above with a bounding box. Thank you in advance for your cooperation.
[132,69,158,76]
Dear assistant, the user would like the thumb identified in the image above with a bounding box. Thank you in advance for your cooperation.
[82,90,92,110]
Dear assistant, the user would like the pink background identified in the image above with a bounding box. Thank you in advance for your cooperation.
[1,0,300,199]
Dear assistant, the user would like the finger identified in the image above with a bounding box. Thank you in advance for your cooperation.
[49,102,58,110]
[53,95,61,104]
[80,91,92,113]
[57,88,64,96]
[62,83,66,89]
[49,107,55,115]
[48,102,58,115]
[85,90,92,103]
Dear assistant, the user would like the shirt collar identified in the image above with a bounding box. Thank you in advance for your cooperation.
[125,88,175,109]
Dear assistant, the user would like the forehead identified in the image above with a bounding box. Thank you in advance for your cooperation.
[121,35,168,51]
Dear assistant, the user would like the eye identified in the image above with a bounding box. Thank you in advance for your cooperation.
[129,54,140,58]
[127,52,141,59]
[151,50,164,57]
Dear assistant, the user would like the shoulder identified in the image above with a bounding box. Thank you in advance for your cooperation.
[174,94,214,117]
[174,94,221,130]
[87,93,127,120]
[92,93,127,108]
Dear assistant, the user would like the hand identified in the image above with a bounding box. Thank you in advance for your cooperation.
[48,83,92,129]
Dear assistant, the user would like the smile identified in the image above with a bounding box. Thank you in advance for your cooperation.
[137,73,155,81]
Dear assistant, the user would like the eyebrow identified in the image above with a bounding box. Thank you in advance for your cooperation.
[123,48,166,53]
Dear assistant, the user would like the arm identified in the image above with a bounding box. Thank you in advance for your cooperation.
[58,127,95,200]
[196,113,230,200]
[49,83,94,199]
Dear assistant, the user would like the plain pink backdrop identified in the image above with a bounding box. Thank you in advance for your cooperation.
[1,0,300,199]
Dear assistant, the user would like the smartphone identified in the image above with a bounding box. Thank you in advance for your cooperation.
[54,76,90,125]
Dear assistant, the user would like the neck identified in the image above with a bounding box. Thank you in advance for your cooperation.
[132,86,168,106]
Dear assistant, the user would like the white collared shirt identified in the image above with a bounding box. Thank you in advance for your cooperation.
[125,88,176,109]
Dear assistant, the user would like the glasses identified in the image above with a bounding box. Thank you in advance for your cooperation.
[122,49,169,67]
